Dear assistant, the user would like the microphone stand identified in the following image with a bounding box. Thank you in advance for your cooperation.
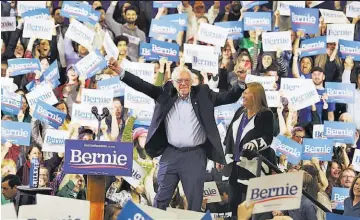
[91,107,110,141]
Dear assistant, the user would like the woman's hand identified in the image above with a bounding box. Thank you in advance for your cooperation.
[17,110,25,122]
[272,210,284,216]
[344,56,354,71]
[237,201,255,220]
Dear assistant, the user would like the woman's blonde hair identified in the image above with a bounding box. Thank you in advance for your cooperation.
[315,54,342,71]
[246,82,268,113]
[1,159,16,169]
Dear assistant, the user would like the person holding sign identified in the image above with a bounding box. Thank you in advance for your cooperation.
[343,174,360,217]
[108,57,245,211]
[223,82,276,217]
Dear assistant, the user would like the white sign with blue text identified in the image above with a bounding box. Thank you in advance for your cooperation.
[103,31,119,60]
[81,88,113,108]
[327,24,355,42]
[17,1,46,16]
[183,43,216,63]
[246,171,303,214]
[346,2,360,18]
[65,19,95,50]
[97,77,125,97]
[352,149,360,172]
[243,12,272,31]
[320,9,349,24]
[1,17,16,32]
[265,91,280,108]
[33,100,67,129]
[278,1,305,16]
[302,138,333,161]
[313,124,325,139]
[240,1,268,9]
[325,82,356,104]
[71,103,98,127]
[23,18,53,40]
[124,87,154,111]
[74,49,107,79]
[123,160,146,188]
[324,121,356,144]
[331,187,349,210]
[245,75,276,90]
[338,39,360,62]
[285,82,320,111]
[198,23,229,47]
[192,52,218,74]
[1,120,32,146]
[214,21,243,40]
[43,129,69,153]
[203,181,222,203]
[280,78,312,92]
[300,36,327,57]
[262,31,292,52]
[25,83,58,108]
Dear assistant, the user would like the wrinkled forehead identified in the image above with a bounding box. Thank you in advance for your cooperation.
[179,70,191,79]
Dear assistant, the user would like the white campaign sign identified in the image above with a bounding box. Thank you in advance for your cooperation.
[327,24,355,42]
[123,160,146,188]
[313,124,325,139]
[71,103,98,127]
[17,1,46,16]
[103,31,119,60]
[346,2,360,18]
[122,61,155,83]
[192,52,218,74]
[166,207,208,219]
[1,203,17,219]
[25,83,58,108]
[124,87,154,110]
[352,149,360,172]
[265,91,280,108]
[262,31,292,52]
[1,17,16,32]
[1,77,17,92]
[23,18,53,40]
[245,75,276,91]
[65,19,95,50]
[43,129,70,153]
[183,43,216,63]
[320,9,349,24]
[137,204,177,219]
[203,181,222,203]
[285,82,320,111]
[280,78,312,92]
[81,88,113,107]
[197,22,229,47]
[278,1,305,16]
[246,171,303,214]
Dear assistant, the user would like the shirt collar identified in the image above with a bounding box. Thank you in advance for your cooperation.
[178,94,191,103]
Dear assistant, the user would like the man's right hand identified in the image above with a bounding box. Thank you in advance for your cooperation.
[108,57,122,75]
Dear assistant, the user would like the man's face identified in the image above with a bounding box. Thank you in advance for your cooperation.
[117,41,128,55]
[174,71,192,98]
[312,70,324,86]
[292,131,305,144]
[341,170,355,188]
[1,181,17,200]
[54,9,64,24]
[327,43,336,51]
[125,10,137,24]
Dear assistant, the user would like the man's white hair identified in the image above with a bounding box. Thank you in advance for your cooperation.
[171,66,195,82]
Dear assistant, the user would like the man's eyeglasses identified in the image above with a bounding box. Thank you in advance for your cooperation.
[176,79,191,84]
[342,175,355,179]
[294,135,304,139]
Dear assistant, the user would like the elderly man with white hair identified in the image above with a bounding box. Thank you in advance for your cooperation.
[108,57,245,211]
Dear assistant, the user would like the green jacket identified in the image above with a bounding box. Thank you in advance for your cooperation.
[56,180,86,200]
[239,38,262,59]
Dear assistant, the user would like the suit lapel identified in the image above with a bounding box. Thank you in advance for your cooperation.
[231,113,256,144]
[190,88,201,121]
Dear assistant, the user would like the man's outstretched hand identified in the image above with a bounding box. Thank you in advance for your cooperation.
[108,57,121,75]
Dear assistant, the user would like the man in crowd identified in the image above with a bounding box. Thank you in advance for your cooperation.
[340,168,356,188]
[2,174,21,213]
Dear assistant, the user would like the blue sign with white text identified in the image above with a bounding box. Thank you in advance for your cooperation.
[1,91,22,115]
[25,80,37,92]
[88,9,100,25]
[149,19,181,40]
[215,21,244,40]
[159,13,188,31]
[240,1,268,9]
[33,100,66,129]
[331,187,349,210]
[40,60,60,82]
[243,12,272,31]
[153,1,181,8]
[300,36,327,57]
[60,1,91,23]
[117,200,152,220]
[302,138,333,161]
[325,82,356,104]
[150,39,179,62]
[326,213,358,220]
[8,58,41,76]
[22,8,50,19]
[64,139,133,176]
[134,110,153,127]
[1,120,31,146]
[214,103,240,125]
[290,7,319,34]
[97,77,125,97]
[338,39,360,61]
[201,211,212,220]
[274,135,303,165]
[139,43,158,61]
[324,121,356,144]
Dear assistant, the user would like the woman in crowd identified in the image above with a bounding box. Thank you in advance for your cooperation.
[57,174,86,200]
[104,204,122,220]
[326,160,342,197]
[343,174,360,217]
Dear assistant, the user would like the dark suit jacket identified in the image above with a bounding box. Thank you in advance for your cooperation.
[121,71,244,164]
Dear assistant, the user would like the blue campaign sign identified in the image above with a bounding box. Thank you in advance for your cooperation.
[300,36,327,57]
[149,19,181,40]
[290,7,319,34]
[97,77,125,97]
[134,110,154,127]
[117,200,152,220]
[25,80,37,92]
[64,139,133,176]
[243,12,272,31]
[33,100,66,129]
[60,1,91,23]
[139,43,158,61]
[214,103,240,125]
[324,121,356,144]
[8,58,41,76]
[240,1,268,9]
[1,91,22,115]
[159,13,188,31]
[201,211,212,220]
[274,135,303,165]
[40,60,60,82]
[153,1,181,8]
[326,213,358,220]
[22,8,50,19]
[150,39,179,62]
[214,21,243,40]
[74,49,108,79]
[88,9,100,25]
[1,120,31,146]
[325,82,356,104]
[302,138,333,161]
[331,187,349,210]
[338,39,360,61]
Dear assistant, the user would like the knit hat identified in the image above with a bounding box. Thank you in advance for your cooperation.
[132,127,148,141]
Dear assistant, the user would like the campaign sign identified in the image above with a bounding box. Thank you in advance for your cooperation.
[338,39,360,62]
[65,19,95,50]
[71,103,98,127]
[203,182,222,203]
[346,2,360,18]
[262,31,292,52]
[1,77,17,93]
[117,201,152,220]
[327,24,355,42]
[280,78,312,92]
[123,160,146,188]
[153,1,181,8]
[88,9,101,25]
[64,139,133,176]
[214,103,240,125]
[246,171,303,214]
[74,49,107,79]
[139,43,158,61]
[149,19,181,40]
[40,60,60,82]
[60,1,91,23]
[300,36,327,57]
[124,87,154,110]
[22,8,50,20]
[81,88,113,107]
[302,138,333,161]
[274,135,303,165]
[326,213,359,220]
[265,91,280,108]
[290,7,319,34]
[243,12,272,31]
[33,100,66,129]
[352,149,360,172]
[324,121,356,144]
[214,21,243,40]
[192,52,218,74]
[17,1,46,16]
[320,9,349,24]
[183,43,215,63]
[331,187,349,210]
[313,124,325,139]
[134,109,154,127]
[197,22,228,47]
[285,82,320,111]
[25,83,58,108]
[150,39,179,62]
[245,75,276,90]
[240,1,268,9]
[278,1,305,16]
[43,129,69,153]
[122,61,154,83]
[8,58,41,76]
[1,120,31,146]
[23,18,53,40]
[97,77,125,97]
[159,13,188,31]
[1,91,22,115]
[1,17,16,32]
[325,82,356,104]
[103,32,119,60]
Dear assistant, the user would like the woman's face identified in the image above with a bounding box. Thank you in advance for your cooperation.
[300,57,312,74]
[15,43,24,58]
[262,55,273,68]
[241,88,255,109]
[223,46,231,59]
[39,40,50,57]
[56,103,68,115]
[39,168,49,187]
[67,68,78,82]
[154,63,160,74]
[138,133,147,148]
[28,147,42,161]
[113,100,123,119]
[330,162,341,179]
[354,178,360,197]
[78,45,89,57]
[238,55,251,71]
[21,96,28,112]
[40,58,49,72]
